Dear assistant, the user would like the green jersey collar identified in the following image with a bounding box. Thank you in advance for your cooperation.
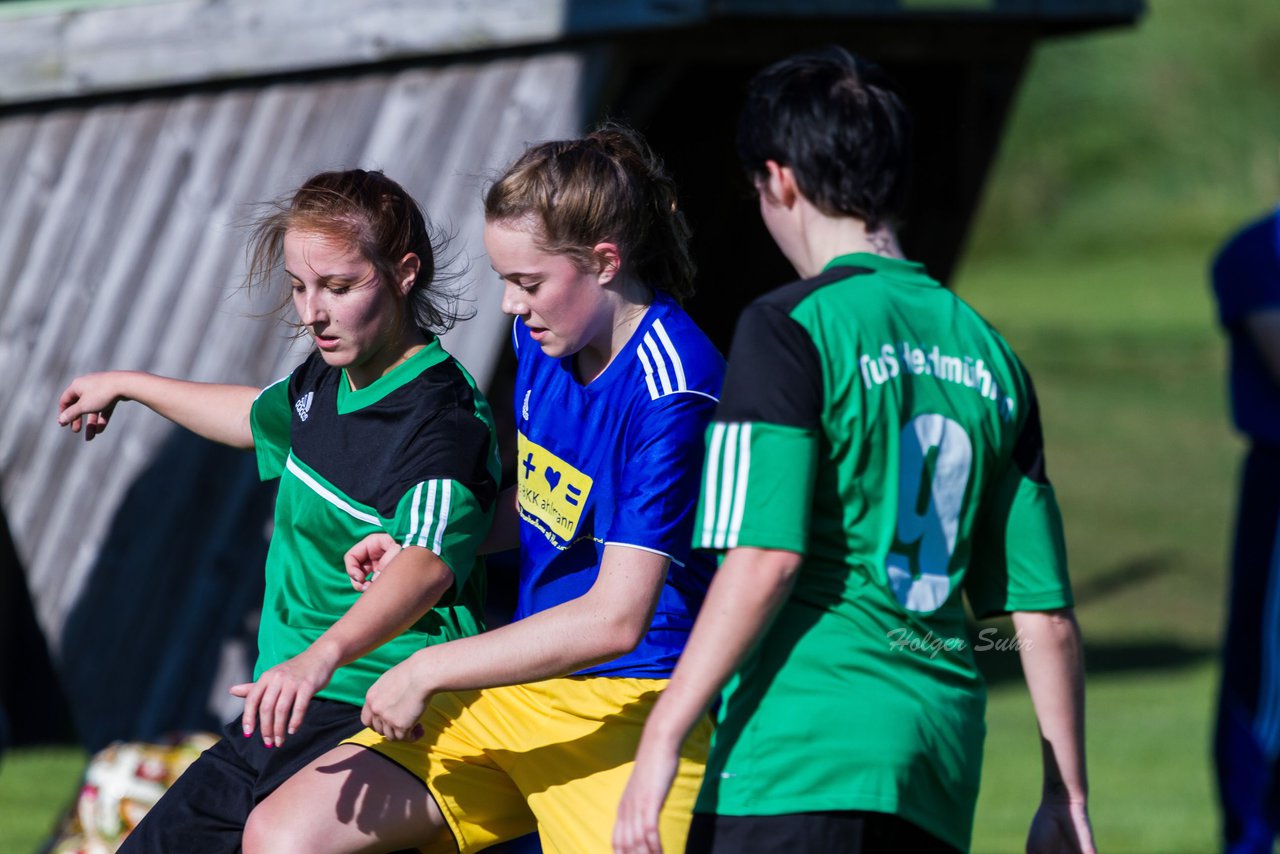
[825,252,938,288]
[338,336,449,413]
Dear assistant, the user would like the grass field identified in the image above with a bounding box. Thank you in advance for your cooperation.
[960,248,1233,853]
[0,746,85,852]
[959,0,1275,841]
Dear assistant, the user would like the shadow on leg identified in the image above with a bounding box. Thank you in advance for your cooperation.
[244,744,451,854]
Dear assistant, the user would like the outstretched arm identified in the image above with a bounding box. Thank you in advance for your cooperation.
[613,546,802,854]
[57,370,258,448]
[232,544,455,747]
[1013,607,1094,854]
[359,541,673,741]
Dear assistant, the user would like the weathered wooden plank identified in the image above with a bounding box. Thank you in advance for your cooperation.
[0,0,1141,107]
[0,0,607,105]
[0,106,128,441]
[0,51,592,742]
[0,114,49,317]
[17,99,215,608]
[10,99,179,551]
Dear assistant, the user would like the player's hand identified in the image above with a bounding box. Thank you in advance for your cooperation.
[361,656,428,742]
[56,372,129,441]
[229,645,340,748]
[344,532,401,591]
[613,737,679,854]
[1026,797,1095,854]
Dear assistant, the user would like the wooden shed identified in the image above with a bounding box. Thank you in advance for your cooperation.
[0,0,1142,749]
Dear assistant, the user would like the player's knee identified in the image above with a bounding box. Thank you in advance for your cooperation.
[243,800,315,854]
[241,805,273,853]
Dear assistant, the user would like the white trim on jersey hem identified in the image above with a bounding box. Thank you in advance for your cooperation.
[669,389,720,403]
[637,347,720,403]
[285,455,380,525]
[602,541,686,568]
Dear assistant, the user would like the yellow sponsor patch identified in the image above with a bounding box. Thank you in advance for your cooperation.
[516,431,593,545]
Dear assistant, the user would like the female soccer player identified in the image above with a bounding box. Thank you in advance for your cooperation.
[242,126,725,854]
[56,170,500,853]
[615,47,1091,854]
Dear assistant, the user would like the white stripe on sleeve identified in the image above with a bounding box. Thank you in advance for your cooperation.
[727,423,752,548]
[701,424,726,547]
[415,480,439,549]
[714,423,741,548]
[637,344,660,400]
[652,319,687,391]
[404,481,425,546]
[644,332,675,396]
[432,481,453,555]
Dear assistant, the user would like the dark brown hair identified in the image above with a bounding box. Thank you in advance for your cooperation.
[737,46,913,230]
[246,169,462,332]
[484,125,695,304]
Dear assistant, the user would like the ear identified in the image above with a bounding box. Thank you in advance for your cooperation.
[396,252,421,296]
[761,160,799,208]
[591,242,622,285]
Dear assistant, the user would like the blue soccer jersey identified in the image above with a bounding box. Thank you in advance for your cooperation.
[1212,206,1280,446]
[511,290,725,677]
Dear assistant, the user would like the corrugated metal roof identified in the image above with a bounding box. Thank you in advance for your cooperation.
[0,50,590,744]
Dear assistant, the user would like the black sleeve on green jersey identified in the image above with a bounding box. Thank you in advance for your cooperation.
[384,406,498,519]
[965,386,1073,617]
[715,302,824,427]
[1013,377,1049,484]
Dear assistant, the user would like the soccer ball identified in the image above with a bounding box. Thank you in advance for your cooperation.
[48,731,218,854]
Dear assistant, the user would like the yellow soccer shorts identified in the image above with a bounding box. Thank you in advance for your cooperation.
[344,676,712,854]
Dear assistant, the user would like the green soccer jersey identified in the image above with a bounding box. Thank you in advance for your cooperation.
[249,339,500,708]
[694,254,1072,851]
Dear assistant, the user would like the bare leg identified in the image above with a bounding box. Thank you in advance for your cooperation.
[243,744,450,854]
